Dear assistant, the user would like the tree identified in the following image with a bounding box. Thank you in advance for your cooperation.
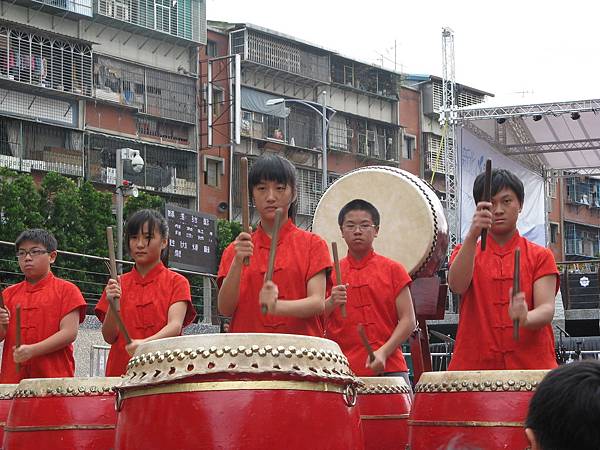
[216,219,242,262]
[0,168,43,242]
[123,191,165,222]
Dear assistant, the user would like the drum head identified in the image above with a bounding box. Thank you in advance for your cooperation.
[312,166,447,276]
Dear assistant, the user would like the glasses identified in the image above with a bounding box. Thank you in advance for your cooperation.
[342,223,376,232]
[16,249,48,259]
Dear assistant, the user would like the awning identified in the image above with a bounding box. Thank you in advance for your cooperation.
[241,87,289,118]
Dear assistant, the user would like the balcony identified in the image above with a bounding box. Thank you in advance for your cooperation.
[94,0,206,45]
[11,0,92,18]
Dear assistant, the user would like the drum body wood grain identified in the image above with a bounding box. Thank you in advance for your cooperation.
[358,377,411,450]
[3,377,119,450]
[114,334,364,450]
[408,370,548,449]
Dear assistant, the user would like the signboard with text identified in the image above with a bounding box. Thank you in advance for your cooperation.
[165,205,217,274]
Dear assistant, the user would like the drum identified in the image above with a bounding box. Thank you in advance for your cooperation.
[0,384,17,447]
[408,370,549,449]
[114,333,364,450]
[3,377,119,450]
[358,377,412,450]
[312,166,447,278]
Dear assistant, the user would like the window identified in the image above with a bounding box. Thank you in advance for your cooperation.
[547,177,557,199]
[212,87,224,121]
[207,40,218,58]
[403,134,416,160]
[204,156,223,188]
[550,223,559,244]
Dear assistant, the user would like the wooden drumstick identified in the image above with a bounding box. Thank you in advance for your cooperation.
[358,324,378,370]
[331,242,346,318]
[240,157,251,266]
[263,208,283,315]
[481,159,492,251]
[512,247,521,341]
[15,304,21,373]
[106,227,132,345]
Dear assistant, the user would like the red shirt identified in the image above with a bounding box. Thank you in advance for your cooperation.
[217,219,332,336]
[95,263,196,376]
[448,232,559,371]
[326,250,412,376]
[0,272,86,383]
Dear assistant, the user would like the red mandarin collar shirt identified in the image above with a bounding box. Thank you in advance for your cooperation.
[217,218,332,336]
[448,231,559,371]
[0,272,86,383]
[326,250,412,376]
[95,263,196,376]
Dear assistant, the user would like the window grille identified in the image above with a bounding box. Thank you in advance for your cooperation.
[97,0,206,43]
[33,0,93,17]
[0,26,92,97]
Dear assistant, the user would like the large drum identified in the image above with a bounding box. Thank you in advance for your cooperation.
[312,166,447,277]
[0,384,17,447]
[408,370,549,449]
[358,377,412,450]
[114,334,364,450]
[3,377,119,450]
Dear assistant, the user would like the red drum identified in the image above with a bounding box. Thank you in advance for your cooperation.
[312,166,448,278]
[358,377,412,450]
[408,370,548,449]
[3,377,119,449]
[0,384,17,447]
[114,334,364,450]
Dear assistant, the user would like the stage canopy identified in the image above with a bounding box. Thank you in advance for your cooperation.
[455,99,600,176]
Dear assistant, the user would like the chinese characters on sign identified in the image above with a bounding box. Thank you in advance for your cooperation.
[165,205,217,274]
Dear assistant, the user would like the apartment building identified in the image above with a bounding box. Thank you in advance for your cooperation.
[0,0,206,208]
[199,22,421,227]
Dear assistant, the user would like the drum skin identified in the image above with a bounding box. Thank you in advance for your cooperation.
[358,377,412,450]
[0,385,16,447]
[3,377,119,450]
[312,166,448,278]
[114,334,364,450]
[408,370,548,450]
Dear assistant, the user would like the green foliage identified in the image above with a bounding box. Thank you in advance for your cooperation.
[123,191,165,222]
[216,219,242,262]
[0,168,44,242]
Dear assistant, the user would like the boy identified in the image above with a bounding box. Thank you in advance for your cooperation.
[525,360,600,450]
[325,199,416,381]
[448,169,558,370]
[218,154,331,336]
[0,229,86,383]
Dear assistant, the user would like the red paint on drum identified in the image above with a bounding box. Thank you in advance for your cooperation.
[359,391,411,450]
[409,388,534,449]
[0,397,14,446]
[3,380,117,450]
[115,382,362,450]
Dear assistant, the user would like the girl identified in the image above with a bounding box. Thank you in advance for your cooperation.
[217,154,332,336]
[96,209,196,376]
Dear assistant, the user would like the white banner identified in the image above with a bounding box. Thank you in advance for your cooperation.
[457,127,546,246]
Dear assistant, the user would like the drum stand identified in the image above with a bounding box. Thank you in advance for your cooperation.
[408,276,448,383]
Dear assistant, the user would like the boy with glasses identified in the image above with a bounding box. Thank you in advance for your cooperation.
[325,199,416,380]
[0,229,86,383]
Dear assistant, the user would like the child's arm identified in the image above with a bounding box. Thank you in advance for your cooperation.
[13,309,80,364]
[0,306,8,342]
[509,274,556,330]
[125,301,188,356]
[101,278,121,344]
[368,286,416,374]
[260,270,326,318]
[218,232,253,316]
[324,284,347,316]
[448,201,493,294]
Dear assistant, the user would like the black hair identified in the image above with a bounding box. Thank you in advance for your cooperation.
[337,199,380,227]
[15,229,58,252]
[125,209,169,265]
[248,153,297,220]
[472,168,524,206]
[526,360,600,450]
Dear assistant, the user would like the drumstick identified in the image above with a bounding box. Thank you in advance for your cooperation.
[15,304,21,373]
[240,157,251,266]
[512,247,521,341]
[263,208,283,315]
[481,159,492,251]
[106,227,132,345]
[331,242,346,318]
[357,324,376,364]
